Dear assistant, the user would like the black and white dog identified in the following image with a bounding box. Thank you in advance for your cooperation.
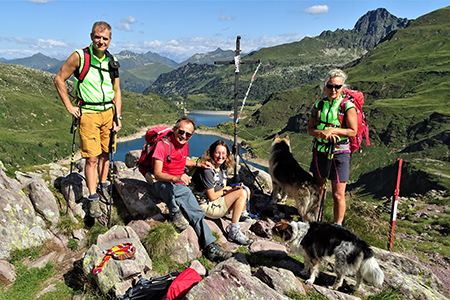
[272,220,384,290]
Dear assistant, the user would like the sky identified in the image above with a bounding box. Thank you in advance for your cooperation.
[0,0,448,62]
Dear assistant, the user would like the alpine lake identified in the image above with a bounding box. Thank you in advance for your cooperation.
[115,111,266,171]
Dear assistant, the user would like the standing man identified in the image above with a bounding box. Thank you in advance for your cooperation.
[146,116,232,261]
[54,21,122,218]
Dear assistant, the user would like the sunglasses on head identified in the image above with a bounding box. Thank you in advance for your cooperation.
[177,129,193,138]
[326,84,343,90]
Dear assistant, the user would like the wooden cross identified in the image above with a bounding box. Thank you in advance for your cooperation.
[215,36,260,182]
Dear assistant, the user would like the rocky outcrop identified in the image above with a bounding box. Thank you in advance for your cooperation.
[27,179,59,224]
[0,158,449,300]
[0,260,16,285]
[113,161,163,219]
[352,8,412,49]
[82,225,152,296]
[0,167,51,260]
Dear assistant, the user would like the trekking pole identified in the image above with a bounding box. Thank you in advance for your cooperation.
[66,116,78,214]
[387,158,403,251]
[237,153,265,193]
[237,152,269,218]
[317,142,335,222]
[107,122,118,229]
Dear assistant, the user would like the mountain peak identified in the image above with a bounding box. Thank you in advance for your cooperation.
[32,53,47,58]
[352,7,412,37]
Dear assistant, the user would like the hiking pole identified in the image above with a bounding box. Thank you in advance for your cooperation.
[317,142,335,222]
[237,152,269,218]
[66,116,78,214]
[387,158,403,251]
[107,123,117,229]
[237,153,265,193]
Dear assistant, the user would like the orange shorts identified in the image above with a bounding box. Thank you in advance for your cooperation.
[79,108,116,158]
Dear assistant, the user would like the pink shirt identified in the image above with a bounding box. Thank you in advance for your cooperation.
[152,134,189,182]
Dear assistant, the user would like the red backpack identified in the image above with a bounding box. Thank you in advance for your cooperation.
[138,126,173,176]
[339,89,370,153]
[163,267,202,300]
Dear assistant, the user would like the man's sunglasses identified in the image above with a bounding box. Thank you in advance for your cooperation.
[326,84,343,90]
[177,129,193,138]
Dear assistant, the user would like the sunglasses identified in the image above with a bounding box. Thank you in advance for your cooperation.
[326,84,343,90]
[177,129,193,138]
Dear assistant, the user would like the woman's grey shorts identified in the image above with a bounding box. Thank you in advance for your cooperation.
[310,151,350,182]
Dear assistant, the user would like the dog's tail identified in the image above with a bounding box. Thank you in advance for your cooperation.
[360,256,384,287]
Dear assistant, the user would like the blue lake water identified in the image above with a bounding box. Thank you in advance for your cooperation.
[115,112,263,169]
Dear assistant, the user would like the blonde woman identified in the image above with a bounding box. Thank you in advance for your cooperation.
[308,69,358,225]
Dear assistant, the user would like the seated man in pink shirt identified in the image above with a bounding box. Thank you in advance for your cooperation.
[146,116,232,261]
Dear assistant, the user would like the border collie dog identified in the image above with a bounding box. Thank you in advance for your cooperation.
[272,220,384,290]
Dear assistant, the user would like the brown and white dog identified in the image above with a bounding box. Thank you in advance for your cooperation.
[269,135,321,222]
[272,220,384,290]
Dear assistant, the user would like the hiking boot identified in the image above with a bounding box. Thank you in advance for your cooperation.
[205,242,232,261]
[97,184,112,204]
[227,228,254,245]
[171,211,188,231]
[89,194,102,218]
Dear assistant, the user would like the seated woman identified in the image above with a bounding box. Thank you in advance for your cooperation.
[193,140,253,245]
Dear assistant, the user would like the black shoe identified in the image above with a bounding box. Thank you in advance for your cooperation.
[171,211,188,231]
[205,242,232,261]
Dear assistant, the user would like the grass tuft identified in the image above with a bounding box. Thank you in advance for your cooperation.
[142,222,177,258]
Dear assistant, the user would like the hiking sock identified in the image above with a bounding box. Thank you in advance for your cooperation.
[334,222,342,226]
[99,182,109,189]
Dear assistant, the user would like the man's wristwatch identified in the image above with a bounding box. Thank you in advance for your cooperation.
[117,115,122,120]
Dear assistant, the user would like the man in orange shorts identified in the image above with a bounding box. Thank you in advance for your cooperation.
[54,21,122,218]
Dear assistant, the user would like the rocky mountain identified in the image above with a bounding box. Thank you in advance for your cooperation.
[178,47,235,67]
[145,8,413,110]
[351,7,412,49]
[0,154,448,299]
[1,53,64,74]
[234,6,450,195]
[0,50,178,93]
[114,50,178,70]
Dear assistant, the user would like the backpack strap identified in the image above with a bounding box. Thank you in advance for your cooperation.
[338,94,357,128]
[162,136,172,164]
[74,46,91,83]
[74,47,120,83]
[74,46,118,109]
[105,49,120,81]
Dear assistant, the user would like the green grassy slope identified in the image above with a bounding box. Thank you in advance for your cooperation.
[228,6,450,194]
[128,62,174,82]
[148,8,410,111]
[0,63,181,173]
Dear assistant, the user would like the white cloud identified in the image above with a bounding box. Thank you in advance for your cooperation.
[116,16,137,31]
[33,39,68,49]
[219,15,234,21]
[303,5,329,15]
[112,33,305,59]
[1,37,68,48]
[0,33,305,61]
